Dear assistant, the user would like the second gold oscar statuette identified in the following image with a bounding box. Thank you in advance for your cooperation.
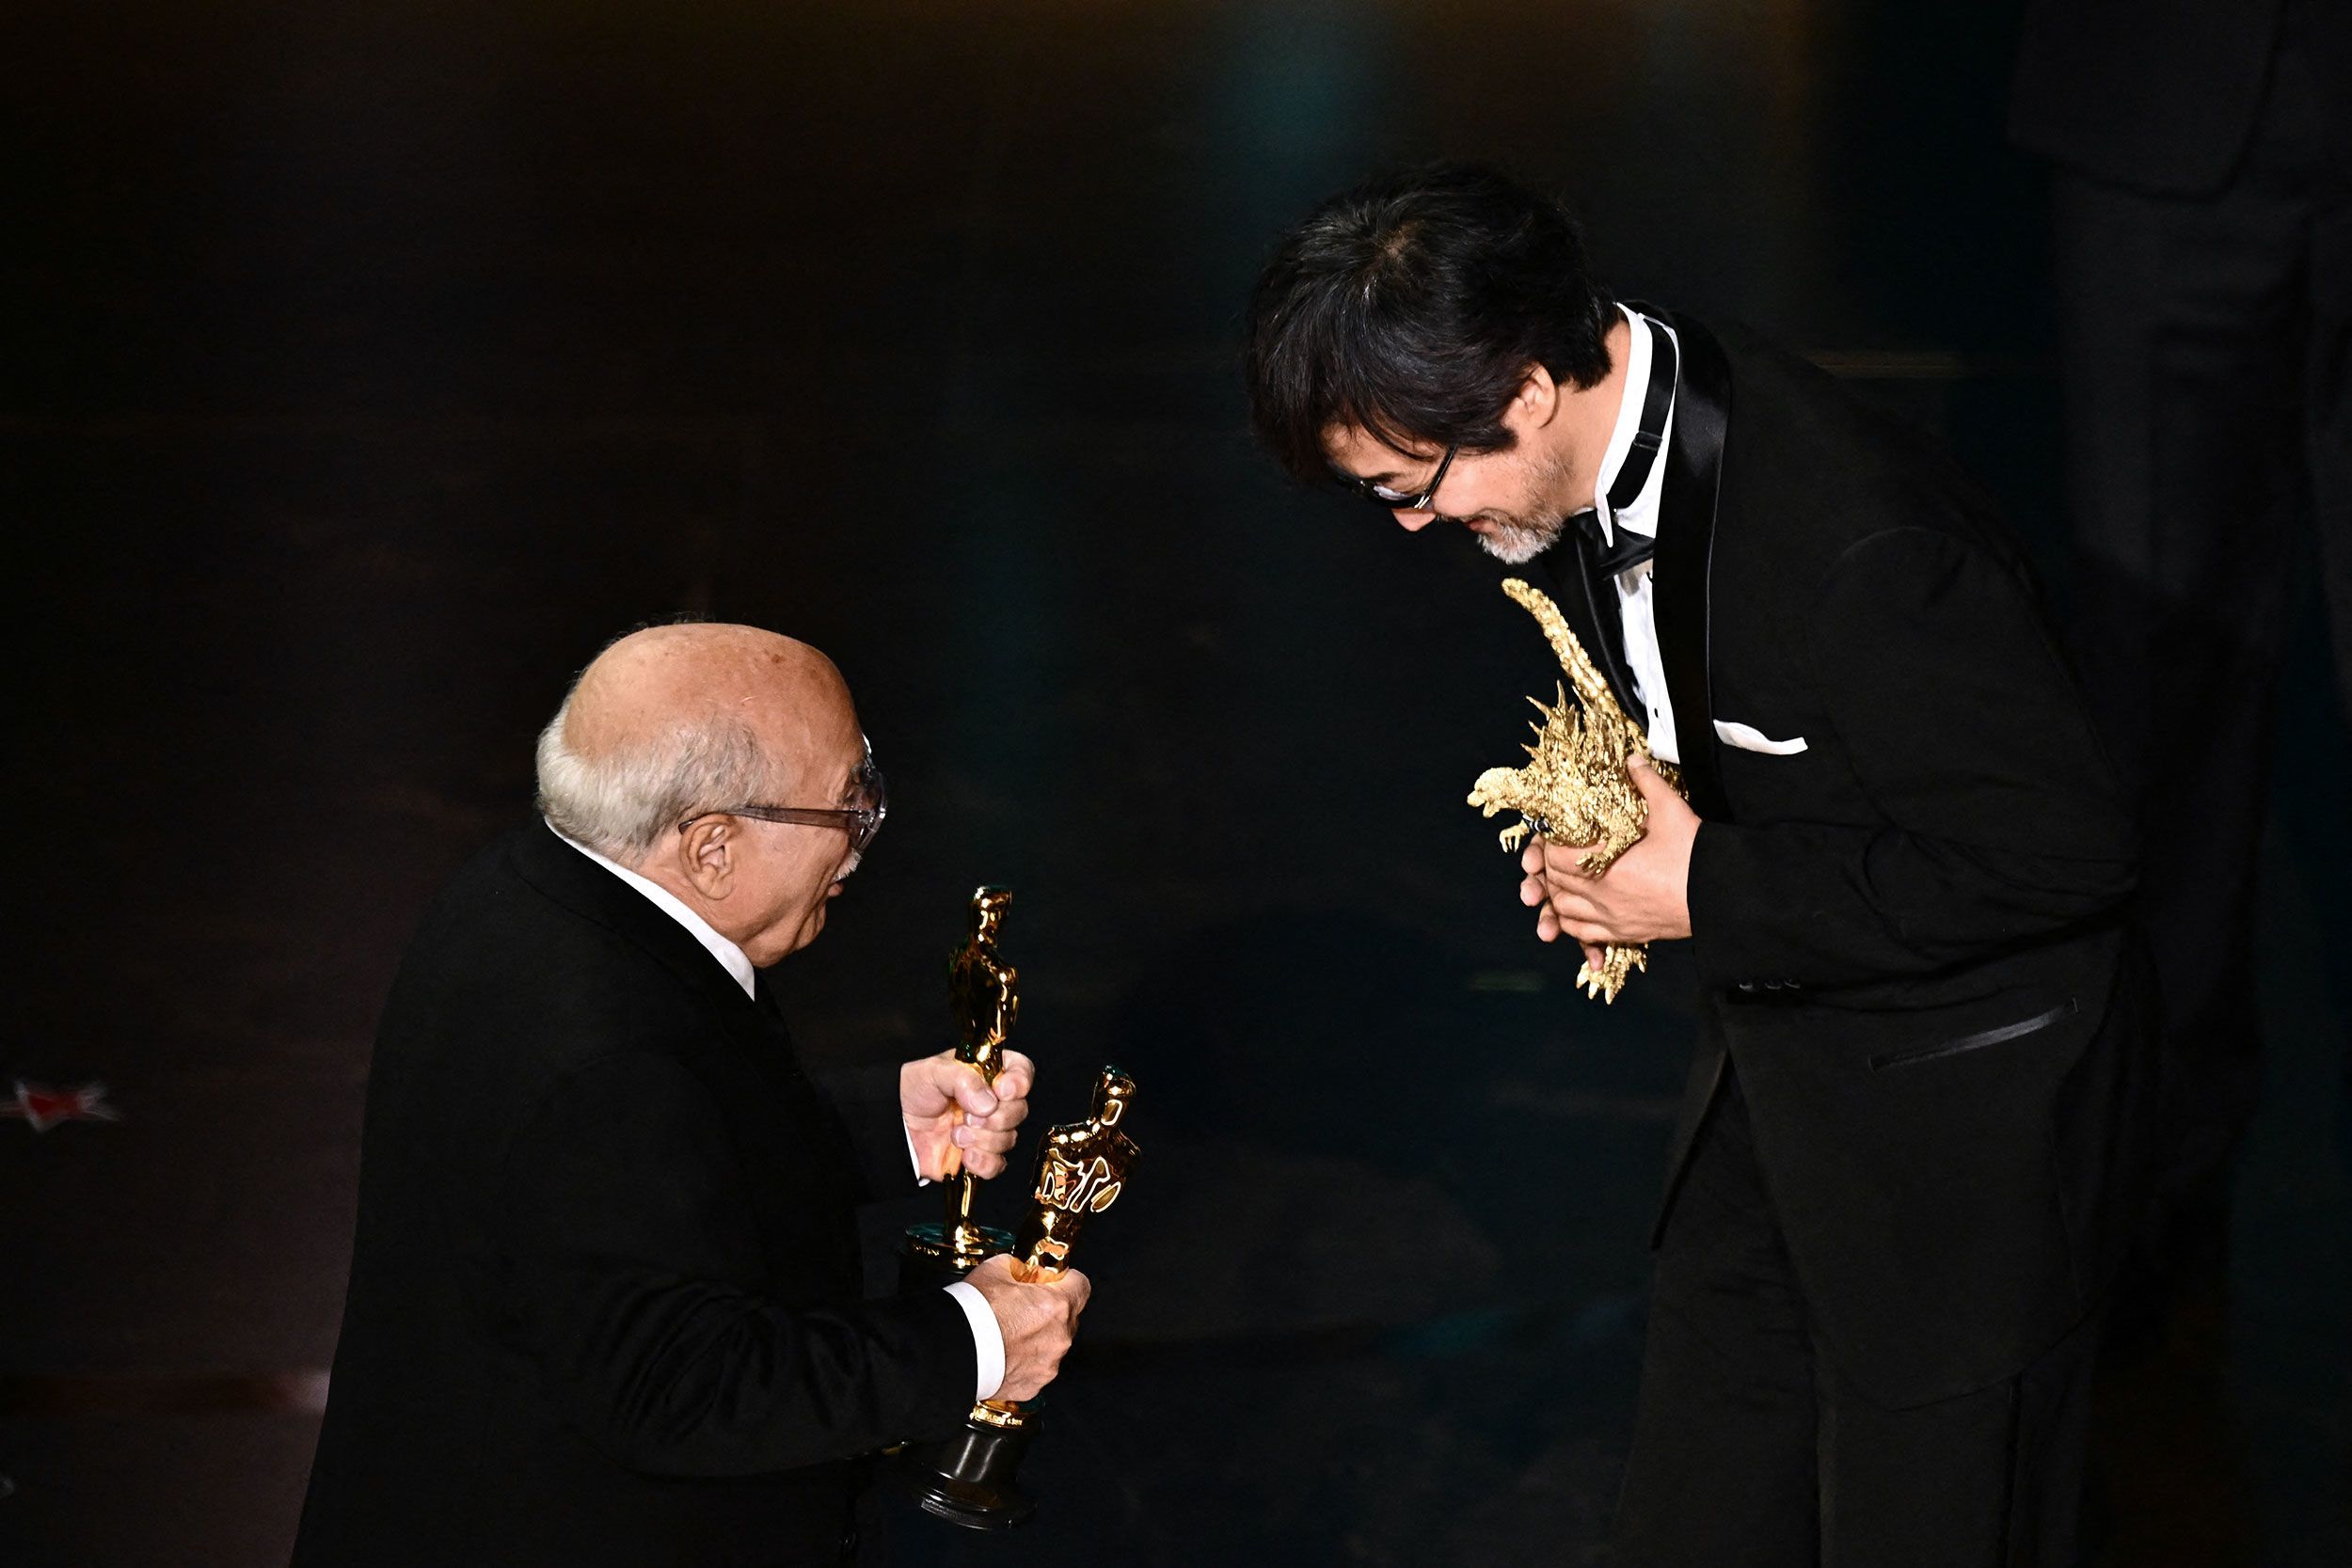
[897,1066,1140,1529]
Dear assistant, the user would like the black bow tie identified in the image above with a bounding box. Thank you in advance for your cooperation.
[1574,510,1657,578]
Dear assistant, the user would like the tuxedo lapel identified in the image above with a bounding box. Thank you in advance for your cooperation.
[1533,531,1645,721]
[510,823,783,1056]
[1651,312,1734,822]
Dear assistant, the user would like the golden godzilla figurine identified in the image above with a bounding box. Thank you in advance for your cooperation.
[1467,578,1685,1004]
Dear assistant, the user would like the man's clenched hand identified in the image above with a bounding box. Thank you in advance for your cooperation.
[964,1253,1091,1403]
[901,1048,1034,1180]
[1518,754,1700,947]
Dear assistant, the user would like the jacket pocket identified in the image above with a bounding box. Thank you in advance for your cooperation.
[1868,999,2079,1070]
[1712,719,1809,755]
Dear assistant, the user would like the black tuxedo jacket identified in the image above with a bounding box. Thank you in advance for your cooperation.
[1534,316,2154,1408]
[2010,0,2352,197]
[293,824,976,1567]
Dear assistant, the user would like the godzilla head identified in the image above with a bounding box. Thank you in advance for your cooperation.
[1466,766,1550,849]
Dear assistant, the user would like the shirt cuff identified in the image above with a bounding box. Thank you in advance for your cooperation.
[943,1280,1006,1402]
[906,1125,930,1185]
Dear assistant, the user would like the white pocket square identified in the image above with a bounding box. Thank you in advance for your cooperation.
[1714,720,1808,755]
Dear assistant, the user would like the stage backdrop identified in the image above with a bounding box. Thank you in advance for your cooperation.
[4,2,2344,1564]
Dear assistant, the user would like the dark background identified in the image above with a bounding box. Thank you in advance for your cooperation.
[3,2,2345,1563]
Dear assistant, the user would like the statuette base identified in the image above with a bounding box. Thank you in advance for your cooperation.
[900,1221,1013,1287]
[895,1418,1037,1531]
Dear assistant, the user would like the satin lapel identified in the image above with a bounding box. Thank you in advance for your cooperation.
[1531,531,1645,721]
[1652,313,1733,822]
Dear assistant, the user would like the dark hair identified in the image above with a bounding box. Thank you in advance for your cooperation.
[1242,162,1615,483]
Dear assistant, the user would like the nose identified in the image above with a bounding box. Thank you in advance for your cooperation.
[1393,509,1435,531]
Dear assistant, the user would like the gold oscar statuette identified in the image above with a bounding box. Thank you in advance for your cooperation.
[1466,578,1687,1003]
[897,1066,1141,1530]
[902,886,1021,1278]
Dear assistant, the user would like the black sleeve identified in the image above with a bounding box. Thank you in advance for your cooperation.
[818,1058,929,1204]
[1688,526,2137,989]
[497,1052,976,1477]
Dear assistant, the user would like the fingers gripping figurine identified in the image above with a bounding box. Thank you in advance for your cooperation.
[913,886,1023,1274]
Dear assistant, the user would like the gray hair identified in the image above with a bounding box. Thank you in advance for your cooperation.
[534,685,775,864]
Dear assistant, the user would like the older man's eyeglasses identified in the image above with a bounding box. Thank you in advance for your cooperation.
[1332,440,1458,512]
[677,743,888,863]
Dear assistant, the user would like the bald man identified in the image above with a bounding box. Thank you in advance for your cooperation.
[294,625,1091,1567]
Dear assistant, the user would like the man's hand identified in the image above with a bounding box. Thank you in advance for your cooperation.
[964,1253,1091,1402]
[901,1049,1033,1181]
[1518,755,1700,947]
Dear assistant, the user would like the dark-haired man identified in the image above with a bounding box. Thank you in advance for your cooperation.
[1245,164,2155,1566]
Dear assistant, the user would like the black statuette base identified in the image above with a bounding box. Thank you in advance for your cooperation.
[894,1418,1037,1530]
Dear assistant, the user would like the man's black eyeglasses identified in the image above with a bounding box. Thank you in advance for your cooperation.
[677,742,887,862]
[1333,440,1458,511]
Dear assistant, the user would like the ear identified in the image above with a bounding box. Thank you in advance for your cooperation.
[1510,364,1563,432]
[675,816,739,900]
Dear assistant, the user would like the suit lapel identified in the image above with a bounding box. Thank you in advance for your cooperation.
[1532,531,1645,721]
[1651,311,1734,822]
[510,822,784,1056]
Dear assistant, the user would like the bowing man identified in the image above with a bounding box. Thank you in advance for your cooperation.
[1243,164,2155,1568]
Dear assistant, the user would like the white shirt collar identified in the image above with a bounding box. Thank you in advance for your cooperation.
[548,821,757,1000]
[1588,305,1677,548]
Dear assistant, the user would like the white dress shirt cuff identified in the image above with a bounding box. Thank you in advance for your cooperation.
[944,1280,1006,1402]
[906,1124,928,1184]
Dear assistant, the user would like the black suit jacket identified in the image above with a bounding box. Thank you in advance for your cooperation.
[1535,316,2154,1408]
[293,824,976,1567]
[2010,0,2352,197]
